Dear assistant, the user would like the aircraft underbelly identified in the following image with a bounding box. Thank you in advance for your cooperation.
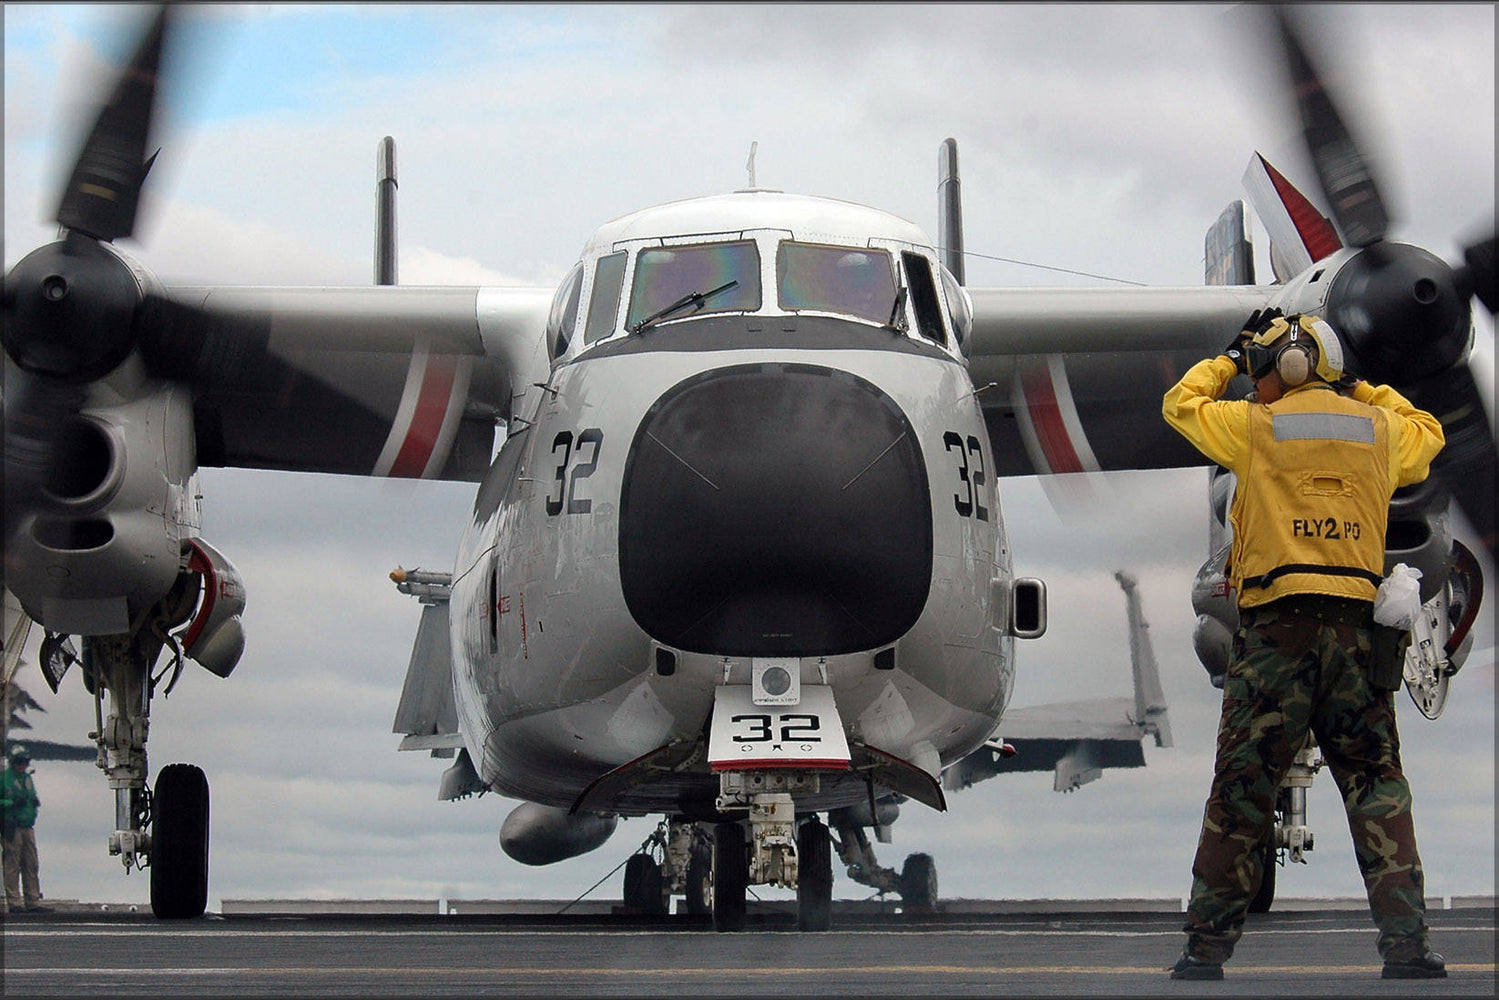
[448,342,1012,810]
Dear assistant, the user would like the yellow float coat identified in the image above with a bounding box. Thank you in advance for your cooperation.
[1162,356,1445,608]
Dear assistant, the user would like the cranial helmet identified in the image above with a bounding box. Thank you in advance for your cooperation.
[1245,314,1345,387]
[8,744,30,764]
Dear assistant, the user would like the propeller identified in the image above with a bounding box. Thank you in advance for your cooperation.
[3,6,177,538]
[1265,5,1497,562]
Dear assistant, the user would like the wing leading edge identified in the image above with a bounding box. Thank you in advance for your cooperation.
[966,285,1274,478]
[150,285,552,481]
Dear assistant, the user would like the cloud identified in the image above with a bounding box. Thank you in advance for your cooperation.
[6,3,1492,913]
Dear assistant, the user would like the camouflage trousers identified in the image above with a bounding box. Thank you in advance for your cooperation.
[1183,596,1430,963]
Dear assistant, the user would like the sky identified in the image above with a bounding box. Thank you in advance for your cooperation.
[3,4,1494,914]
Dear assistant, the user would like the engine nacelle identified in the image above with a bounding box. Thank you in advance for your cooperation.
[5,365,200,636]
[499,802,617,866]
[1265,243,1473,387]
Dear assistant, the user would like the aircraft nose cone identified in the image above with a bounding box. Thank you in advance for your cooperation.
[619,363,931,656]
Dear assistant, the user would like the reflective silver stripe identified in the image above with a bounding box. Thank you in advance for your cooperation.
[1272,412,1375,443]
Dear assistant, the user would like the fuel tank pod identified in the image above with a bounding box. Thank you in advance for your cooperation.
[499,802,618,866]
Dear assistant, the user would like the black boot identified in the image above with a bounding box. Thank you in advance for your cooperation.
[1382,949,1447,979]
[1168,951,1224,981]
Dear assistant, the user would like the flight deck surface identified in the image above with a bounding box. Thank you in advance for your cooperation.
[3,899,1493,997]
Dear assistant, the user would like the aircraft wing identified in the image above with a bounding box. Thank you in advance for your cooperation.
[965,284,1275,478]
[944,571,1172,794]
[149,284,552,481]
[165,279,1259,483]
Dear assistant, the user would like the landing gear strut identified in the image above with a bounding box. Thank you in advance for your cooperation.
[710,770,830,932]
[86,615,212,919]
[1251,736,1323,914]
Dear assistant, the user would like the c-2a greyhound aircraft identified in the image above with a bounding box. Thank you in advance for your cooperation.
[2,6,1492,928]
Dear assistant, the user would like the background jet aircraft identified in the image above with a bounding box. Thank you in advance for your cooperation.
[946,572,1172,796]
[5,1,1493,923]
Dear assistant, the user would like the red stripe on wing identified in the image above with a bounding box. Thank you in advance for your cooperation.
[388,354,459,479]
[1023,363,1084,474]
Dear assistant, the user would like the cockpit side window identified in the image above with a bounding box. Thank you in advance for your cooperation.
[901,251,946,346]
[584,251,627,343]
[625,241,761,331]
[777,242,897,326]
[546,262,584,361]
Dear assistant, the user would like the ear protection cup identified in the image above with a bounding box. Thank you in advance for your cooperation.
[1276,343,1313,386]
[1245,314,1346,385]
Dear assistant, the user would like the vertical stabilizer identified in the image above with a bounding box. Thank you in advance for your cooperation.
[1115,571,1173,748]
[1242,152,1341,283]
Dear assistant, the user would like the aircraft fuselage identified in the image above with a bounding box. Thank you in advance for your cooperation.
[446,193,1017,816]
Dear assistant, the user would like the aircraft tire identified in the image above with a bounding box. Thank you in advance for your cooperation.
[1249,841,1277,914]
[712,821,747,932]
[623,853,667,914]
[150,763,210,919]
[684,830,713,915]
[796,818,833,931]
[899,852,937,910]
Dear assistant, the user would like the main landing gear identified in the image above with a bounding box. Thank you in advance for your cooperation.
[80,610,216,918]
[621,818,713,917]
[1251,736,1323,914]
[150,763,210,918]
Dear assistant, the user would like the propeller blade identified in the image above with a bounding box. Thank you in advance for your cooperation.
[1456,233,1497,315]
[2,371,87,539]
[1269,5,1391,248]
[1405,363,1497,564]
[55,5,173,242]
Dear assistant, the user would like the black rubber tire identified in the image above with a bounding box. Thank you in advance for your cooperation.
[150,763,209,919]
[1249,840,1277,914]
[796,819,833,931]
[623,853,666,914]
[712,821,747,932]
[899,852,937,910]
[684,831,713,915]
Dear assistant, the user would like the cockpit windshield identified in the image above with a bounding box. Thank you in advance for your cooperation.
[625,241,762,331]
[778,242,897,326]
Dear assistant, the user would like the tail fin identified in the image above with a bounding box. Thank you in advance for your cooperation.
[1115,571,1173,748]
[1241,152,1342,282]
